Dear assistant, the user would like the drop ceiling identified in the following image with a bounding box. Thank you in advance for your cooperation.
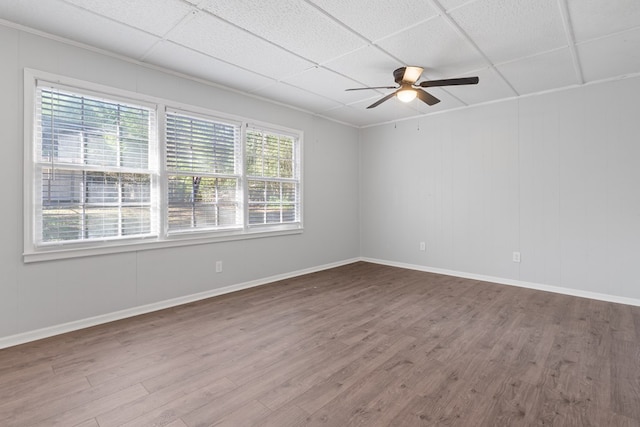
[1,0,639,127]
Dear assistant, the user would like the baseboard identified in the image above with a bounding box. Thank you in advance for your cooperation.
[0,257,360,350]
[361,257,640,307]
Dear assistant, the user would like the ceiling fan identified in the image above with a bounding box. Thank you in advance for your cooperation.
[346,66,479,109]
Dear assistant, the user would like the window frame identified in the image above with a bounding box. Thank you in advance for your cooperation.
[24,69,303,263]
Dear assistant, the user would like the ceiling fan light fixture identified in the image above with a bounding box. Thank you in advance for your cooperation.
[397,88,417,103]
[402,66,424,83]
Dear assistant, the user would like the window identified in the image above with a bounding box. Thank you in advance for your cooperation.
[35,85,156,245]
[25,71,302,261]
[246,127,301,226]
[165,110,242,233]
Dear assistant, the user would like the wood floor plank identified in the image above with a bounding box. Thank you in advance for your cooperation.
[258,403,309,427]
[118,378,237,427]
[611,338,640,420]
[72,418,100,427]
[204,399,271,427]
[35,383,148,427]
[1,261,639,426]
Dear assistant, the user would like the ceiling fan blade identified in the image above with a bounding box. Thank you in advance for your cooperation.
[419,76,479,88]
[367,91,398,109]
[416,89,440,106]
[345,86,398,91]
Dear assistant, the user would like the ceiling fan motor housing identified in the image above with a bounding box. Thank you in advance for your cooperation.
[393,67,406,84]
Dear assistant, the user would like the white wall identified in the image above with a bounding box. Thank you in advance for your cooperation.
[0,25,361,342]
[360,76,640,301]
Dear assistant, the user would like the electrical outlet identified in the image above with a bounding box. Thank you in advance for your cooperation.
[215,261,223,273]
[419,242,426,251]
[512,252,521,263]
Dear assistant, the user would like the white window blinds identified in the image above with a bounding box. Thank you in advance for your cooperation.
[35,84,156,244]
[165,110,242,232]
[246,127,300,226]
[26,71,303,261]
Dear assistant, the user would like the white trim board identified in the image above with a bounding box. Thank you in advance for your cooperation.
[0,258,360,350]
[4,256,639,349]
[361,257,640,307]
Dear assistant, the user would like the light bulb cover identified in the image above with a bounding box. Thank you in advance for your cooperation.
[402,66,424,84]
[397,88,417,102]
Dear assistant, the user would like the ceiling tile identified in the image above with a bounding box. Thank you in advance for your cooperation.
[308,0,438,42]
[450,0,566,64]
[497,48,578,95]
[62,0,194,37]
[403,87,466,115]
[1,0,159,58]
[376,17,487,79]
[567,0,640,43]
[252,82,342,113]
[1,0,637,127]
[168,11,313,80]
[443,67,516,105]
[282,67,382,105]
[578,27,640,82]
[320,105,381,127]
[0,0,20,19]
[323,45,402,88]
[344,96,423,123]
[144,41,276,92]
[199,0,366,63]
[438,0,475,12]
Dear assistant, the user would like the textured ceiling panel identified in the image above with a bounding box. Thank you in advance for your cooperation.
[568,0,640,43]
[199,0,365,63]
[1,0,159,58]
[252,82,342,113]
[308,0,437,42]
[450,0,567,64]
[497,48,579,95]
[441,67,515,105]
[402,86,466,115]
[282,67,380,105]
[377,17,486,80]
[168,12,313,80]
[62,0,194,37]
[578,27,640,82]
[437,0,475,12]
[345,96,426,123]
[323,45,402,88]
[144,41,276,92]
[1,0,639,127]
[320,105,382,127]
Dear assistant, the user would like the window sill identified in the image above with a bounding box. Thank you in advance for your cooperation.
[23,226,303,263]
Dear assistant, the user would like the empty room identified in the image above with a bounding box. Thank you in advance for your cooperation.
[1,0,639,426]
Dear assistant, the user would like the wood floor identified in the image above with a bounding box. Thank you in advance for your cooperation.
[1,262,640,426]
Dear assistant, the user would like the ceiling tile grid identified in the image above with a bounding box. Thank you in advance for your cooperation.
[376,17,487,80]
[577,26,640,82]
[0,0,639,127]
[1,0,161,58]
[199,0,366,63]
[62,0,194,37]
[307,0,438,42]
[144,40,277,92]
[448,0,568,65]
[166,11,314,80]
[567,0,640,42]
[496,48,579,95]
